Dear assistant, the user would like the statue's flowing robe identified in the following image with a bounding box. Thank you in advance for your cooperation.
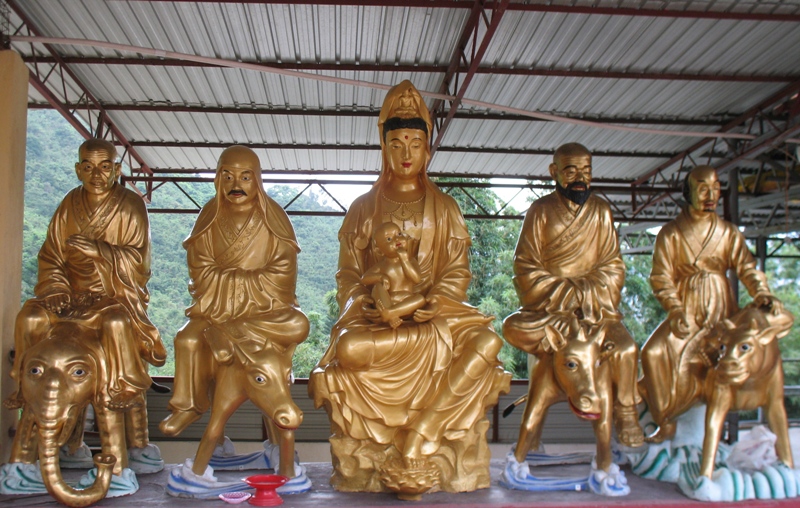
[650,209,770,328]
[311,184,506,445]
[641,209,772,418]
[35,184,165,367]
[505,192,625,353]
[183,203,307,354]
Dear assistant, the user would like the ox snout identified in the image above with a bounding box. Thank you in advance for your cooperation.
[272,405,303,430]
[568,395,602,421]
[717,359,749,385]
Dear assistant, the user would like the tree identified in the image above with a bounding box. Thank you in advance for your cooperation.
[435,179,527,378]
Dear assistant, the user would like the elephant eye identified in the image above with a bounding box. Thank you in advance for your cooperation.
[254,375,266,384]
[72,368,87,377]
[29,366,43,375]
[565,360,578,370]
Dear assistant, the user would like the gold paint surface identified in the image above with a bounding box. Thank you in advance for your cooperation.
[640,165,780,443]
[503,142,644,460]
[309,81,511,497]
[6,139,165,506]
[160,145,309,478]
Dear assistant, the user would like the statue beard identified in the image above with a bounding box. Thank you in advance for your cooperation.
[556,182,592,206]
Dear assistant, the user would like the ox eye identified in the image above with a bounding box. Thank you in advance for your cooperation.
[254,375,266,384]
[72,368,87,377]
[740,344,751,352]
[720,345,726,353]
[565,360,578,370]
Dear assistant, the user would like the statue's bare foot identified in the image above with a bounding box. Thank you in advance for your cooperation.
[403,457,429,470]
[159,409,202,437]
[106,390,144,412]
[3,392,23,410]
[389,317,402,329]
[645,421,676,444]
[614,405,644,448]
[402,431,425,469]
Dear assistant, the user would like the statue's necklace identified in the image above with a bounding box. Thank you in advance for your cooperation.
[382,192,424,230]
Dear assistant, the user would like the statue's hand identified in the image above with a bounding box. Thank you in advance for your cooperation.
[668,309,690,339]
[755,293,783,315]
[43,293,71,314]
[413,297,441,323]
[362,296,382,323]
[67,235,101,259]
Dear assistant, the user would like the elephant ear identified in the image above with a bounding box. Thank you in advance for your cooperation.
[88,348,108,409]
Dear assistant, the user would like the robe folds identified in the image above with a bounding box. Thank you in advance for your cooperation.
[34,184,165,367]
[505,192,625,353]
[183,200,307,354]
[650,209,770,328]
[310,183,509,445]
[640,208,773,421]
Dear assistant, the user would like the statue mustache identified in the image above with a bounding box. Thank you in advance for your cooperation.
[228,189,247,196]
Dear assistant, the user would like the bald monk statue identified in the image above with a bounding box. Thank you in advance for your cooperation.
[6,138,166,412]
[639,165,783,442]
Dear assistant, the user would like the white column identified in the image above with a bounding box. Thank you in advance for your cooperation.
[0,50,28,462]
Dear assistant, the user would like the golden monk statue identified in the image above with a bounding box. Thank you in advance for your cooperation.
[639,165,782,442]
[309,81,511,499]
[503,142,644,450]
[0,139,165,505]
[160,145,309,439]
[7,138,166,411]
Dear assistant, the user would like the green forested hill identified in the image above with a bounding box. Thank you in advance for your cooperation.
[21,110,800,399]
[22,110,340,376]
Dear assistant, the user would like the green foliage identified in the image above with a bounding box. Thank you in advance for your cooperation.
[434,179,527,378]
[24,111,799,402]
[764,246,800,389]
[620,254,667,345]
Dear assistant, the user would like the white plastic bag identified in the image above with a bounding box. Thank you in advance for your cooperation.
[726,425,778,473]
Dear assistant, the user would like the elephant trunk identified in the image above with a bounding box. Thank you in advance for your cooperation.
[38,425,115,508]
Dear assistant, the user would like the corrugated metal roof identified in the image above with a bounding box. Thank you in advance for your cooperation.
[5,0,800,226]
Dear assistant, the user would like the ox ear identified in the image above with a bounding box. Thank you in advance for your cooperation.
[543,324,567,353]
[757,323,788,346]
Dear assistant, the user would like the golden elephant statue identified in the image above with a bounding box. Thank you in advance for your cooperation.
[6,321,154,507]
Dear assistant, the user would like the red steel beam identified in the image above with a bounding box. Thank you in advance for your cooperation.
[23,56,797,83]
[125,1,800,22]
[129,140,676,158]
[429,1,485,134]
[715,123,800,174]
[25,102,736,126]
[632,80,800,187]
[7,0,153,192]
[431,0,510,155]
[28,73,92,139]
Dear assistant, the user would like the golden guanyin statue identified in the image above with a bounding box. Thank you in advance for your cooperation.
[503,142,644,459]
[640,165,784,442]
[160,145,309,487]
[1,139,166,506]
[309,81,511,499]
